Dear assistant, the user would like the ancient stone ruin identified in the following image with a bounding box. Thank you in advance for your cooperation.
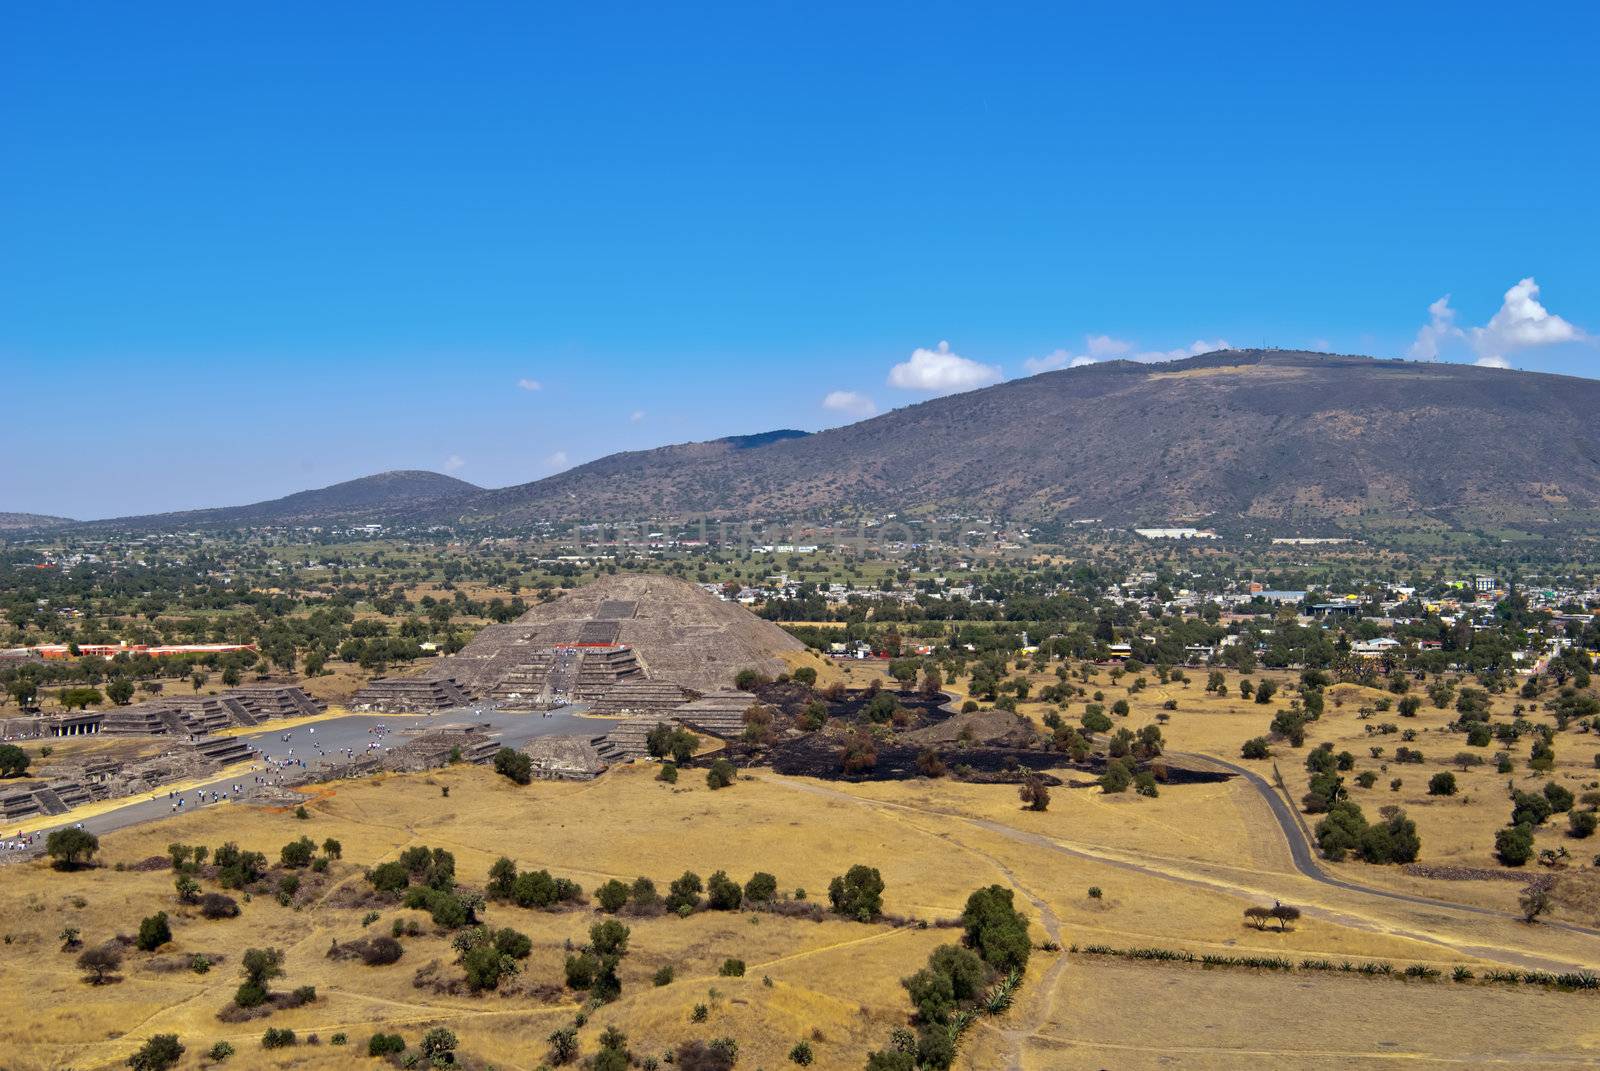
[1,736,260,821]
[377,574,804,713]
[520,735,606,780]
[99,685,325,736]
[350,676,473,713]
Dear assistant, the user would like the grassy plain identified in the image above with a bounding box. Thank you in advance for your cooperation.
[5,742,1600,1071]
[940,657,1600,925]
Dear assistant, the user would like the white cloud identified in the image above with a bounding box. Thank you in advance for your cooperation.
[629,410,645,423]
[887,341,1002,394]
[1023,335,1230,374]
[1409,295,1461,360]
[544,450,569,471]
[821,390,878,418]
[1086,334,1133,359]
[443,454,465,472]
[517,378,543,392]
[1471,277,1583,359]
[1022,349,1097,373]
[1134,339,1232,362]
[1410,278,1587,366]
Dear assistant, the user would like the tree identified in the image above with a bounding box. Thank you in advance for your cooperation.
[588,919,631,1000]
[928,943,988,1001]
[279,836,315,868]
[840,729,878,773]
[420,1027,459,1064]
[645,721,676,758]
[493,747,532,785]
[1511,791,1554,828]
[1019,774,1050,812]
[1495,824,1535,867]
[78,943,122,984]
[1269,904,1301,931]
[1099,759,1133,794]
[706,758,737,790]
[59,686,104,710]
[127,1034,184,1071]
[829,864,885,921]
[1570,809,1598,838]
[960,884,1031,972]
[666,871,703,913]
[46,827,99,869]
[236,947,285,1007]
[902,967,955,1024]
[706,870,743,910]
[1241,737,1271,760]
[595,878,630,912]
[462,942,515,992]
[1080,708,1112,734]
[917,1026,956,1069]
[1314,800,1367,861]
[744,871,778,902]
[1520,884,1551,924]
[1427,772,1457,797]
[0,743,29,778]
[368,1033,407,1057]
[136,912,172,952]
[593,1026,631,1071]
[547,1026,580,1066]
[1544,781,1575,813]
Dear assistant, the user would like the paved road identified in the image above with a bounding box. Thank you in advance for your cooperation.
[1180,751,1600,941]
[5,704,617,850]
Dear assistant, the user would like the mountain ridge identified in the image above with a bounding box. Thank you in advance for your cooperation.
[457,349,1600,527]
[31,351,1600,531]
[78,470,482,530]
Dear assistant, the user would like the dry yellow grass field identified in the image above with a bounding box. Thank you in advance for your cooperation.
[5,737,1599,1071]
[943,658,1600,925]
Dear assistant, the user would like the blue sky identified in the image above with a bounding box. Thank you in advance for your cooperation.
[3,2,1597,518]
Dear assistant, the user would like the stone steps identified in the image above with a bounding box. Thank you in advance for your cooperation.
[32,786,68,815]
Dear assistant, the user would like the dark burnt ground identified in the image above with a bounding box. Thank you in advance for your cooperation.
[762,733,1067,784]
[750,681,951,728]
[730,682,1233,786]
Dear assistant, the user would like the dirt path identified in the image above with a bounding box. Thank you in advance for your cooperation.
[757,772,1600,1068]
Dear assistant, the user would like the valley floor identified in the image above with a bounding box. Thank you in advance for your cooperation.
[3,756,1598,1071]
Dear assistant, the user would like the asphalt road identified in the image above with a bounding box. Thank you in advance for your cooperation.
[1182,751,1600,941]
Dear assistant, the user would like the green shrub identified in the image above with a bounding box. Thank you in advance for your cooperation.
[828,864,884,921]
[367,1032,406,1056]
[127,1034,184,1071]
[706,758,737,790]
[135,912,172,952]
[260,1027,296,1049]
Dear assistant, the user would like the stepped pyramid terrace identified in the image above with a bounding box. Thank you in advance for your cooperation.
[351,676,474,713]
[372,573,806,713]
[99,685,325,736]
